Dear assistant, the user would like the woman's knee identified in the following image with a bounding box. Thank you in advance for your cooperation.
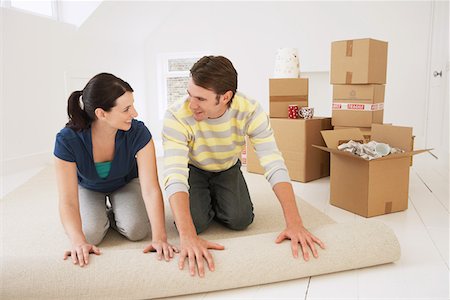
[83,224,109,245]
[115,220,150,241]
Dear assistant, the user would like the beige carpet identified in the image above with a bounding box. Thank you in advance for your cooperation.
[0,166,400,299]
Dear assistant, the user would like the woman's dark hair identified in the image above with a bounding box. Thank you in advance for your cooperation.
[190,56,238,104]
[66,73,133,131]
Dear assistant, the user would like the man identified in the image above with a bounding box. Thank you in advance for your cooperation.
[162,55,324,277]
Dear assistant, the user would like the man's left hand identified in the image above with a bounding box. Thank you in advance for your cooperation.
[275,225,325,261]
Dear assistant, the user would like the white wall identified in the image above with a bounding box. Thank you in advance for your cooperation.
[1,7,146,175]
[144,1,433,150]
[2,1,446,174]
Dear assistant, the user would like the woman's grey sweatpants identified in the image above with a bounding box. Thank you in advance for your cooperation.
[78,178,150,245]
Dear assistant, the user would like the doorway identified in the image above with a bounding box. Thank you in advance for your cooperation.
[425,1,449,160]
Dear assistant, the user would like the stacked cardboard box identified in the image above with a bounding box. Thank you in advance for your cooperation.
[246,77,332,182]
[268,78,308,118]
[330,39,415,165]
[330,38,388,132]
[322,41,426,217]
[247,118,332,182]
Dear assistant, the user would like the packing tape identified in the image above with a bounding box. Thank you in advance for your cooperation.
[346,40,353,56]
[345,41,353,83]
[346,72,352,84]
[332,102,384,111]
[385,202,392,213]
[270,96,308,103]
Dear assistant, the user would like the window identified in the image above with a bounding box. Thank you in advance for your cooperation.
[2,0,57,19]
[157,52,208,119]
[2,0,102,27]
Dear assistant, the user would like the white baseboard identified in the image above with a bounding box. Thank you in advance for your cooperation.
[1,151,53,176]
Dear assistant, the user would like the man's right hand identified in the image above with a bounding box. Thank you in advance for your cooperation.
[63,242,101,267]
[179,234,224,277]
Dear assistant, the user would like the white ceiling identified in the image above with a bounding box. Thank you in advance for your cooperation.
[59,0,102,28]
[77,1,178,43]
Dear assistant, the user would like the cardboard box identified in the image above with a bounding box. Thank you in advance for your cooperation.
[331,38,388,84]
[269,78,308,118]
[334,124,415,166]
[314,124,428,217]
[247,117,332,182]
[332,84,385,127]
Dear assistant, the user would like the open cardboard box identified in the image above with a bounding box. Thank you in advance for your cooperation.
[314,124,429,217]
[334,124,415,166]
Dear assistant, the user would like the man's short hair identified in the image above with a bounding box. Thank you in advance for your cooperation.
[190,56,238,103]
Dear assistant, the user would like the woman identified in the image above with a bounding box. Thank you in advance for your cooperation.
[54,73,176,267]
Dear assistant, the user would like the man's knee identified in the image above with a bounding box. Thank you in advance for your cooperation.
[221,210,254,231]
[192,214,213,234]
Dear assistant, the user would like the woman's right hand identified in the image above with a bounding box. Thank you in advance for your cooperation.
[63,242,101,267]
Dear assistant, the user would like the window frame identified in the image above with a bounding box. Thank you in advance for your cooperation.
[2,0,59,20]
[156,52,209,120]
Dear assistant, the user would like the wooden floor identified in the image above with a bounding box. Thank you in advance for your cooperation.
[168,152,449,300]
[2,152,448,299]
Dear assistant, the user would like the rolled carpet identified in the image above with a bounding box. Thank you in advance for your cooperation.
[0,166,400,299]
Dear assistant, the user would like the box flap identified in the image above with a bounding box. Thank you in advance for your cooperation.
[320,129,365,149]
[313,145,430,161]
[312,145,332,153]
[374,149,431,161]
[313,145,369,160]
[371,124,412,150]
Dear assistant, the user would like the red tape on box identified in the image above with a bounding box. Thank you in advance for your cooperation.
[332,102,384,111]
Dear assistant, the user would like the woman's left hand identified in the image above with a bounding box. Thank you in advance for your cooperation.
[143,240,179,261]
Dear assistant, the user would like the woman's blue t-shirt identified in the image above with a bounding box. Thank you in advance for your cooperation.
[53,119,151,193]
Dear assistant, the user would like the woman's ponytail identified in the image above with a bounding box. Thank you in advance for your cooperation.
[63,73,133,131]
[66,90,91,131]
